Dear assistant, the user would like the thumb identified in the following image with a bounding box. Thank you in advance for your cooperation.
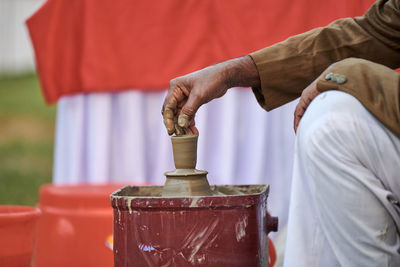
[178,92,202,128]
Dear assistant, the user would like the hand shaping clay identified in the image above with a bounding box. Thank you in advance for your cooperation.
[162,135,213,196]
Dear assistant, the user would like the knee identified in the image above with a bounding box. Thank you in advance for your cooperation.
[296,108,329,168]
[296,91,365,166]
[296,93,332,158]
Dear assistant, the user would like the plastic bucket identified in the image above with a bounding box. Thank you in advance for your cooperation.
[33,183,130,267]
[0,205,40,267]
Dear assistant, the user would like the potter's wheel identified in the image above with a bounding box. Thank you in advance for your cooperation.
[110,134,279,267]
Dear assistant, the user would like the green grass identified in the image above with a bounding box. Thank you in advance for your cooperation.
[0,73,55,206]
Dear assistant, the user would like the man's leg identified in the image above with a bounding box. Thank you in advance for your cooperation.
[283,90,400,267]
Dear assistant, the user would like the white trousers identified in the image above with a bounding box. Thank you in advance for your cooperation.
[284,91,400,267]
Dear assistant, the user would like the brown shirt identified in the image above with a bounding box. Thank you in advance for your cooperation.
[250,0,400,138]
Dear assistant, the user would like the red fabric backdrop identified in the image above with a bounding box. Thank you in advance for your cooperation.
[26,0,375,104]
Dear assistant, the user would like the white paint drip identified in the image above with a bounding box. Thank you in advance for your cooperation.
[127,198,133,214]
[189,197,200,208]
[235,215,248,242]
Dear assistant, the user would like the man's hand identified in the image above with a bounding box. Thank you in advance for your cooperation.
[293,80,320,133]
[294,63,339,133]
[162,65,229,135]
[162,56,260,135]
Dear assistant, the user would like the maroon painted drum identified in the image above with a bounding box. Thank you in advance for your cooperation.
[111,185,278,267]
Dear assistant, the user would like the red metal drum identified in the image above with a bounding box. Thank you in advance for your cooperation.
[111,185,278,267]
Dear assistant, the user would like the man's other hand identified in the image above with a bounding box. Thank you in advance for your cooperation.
[293,80,320,133]
[294,63,340,133]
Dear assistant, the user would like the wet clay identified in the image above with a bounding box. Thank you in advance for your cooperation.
[163,135,213,196]
[171,135,198,169]
[114,184,268,198]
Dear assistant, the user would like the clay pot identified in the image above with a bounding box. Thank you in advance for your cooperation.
[171,135,198,169]
[163,135,213,196]
[163,171,212,196]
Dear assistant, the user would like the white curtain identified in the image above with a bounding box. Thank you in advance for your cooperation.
[53,88,297,239]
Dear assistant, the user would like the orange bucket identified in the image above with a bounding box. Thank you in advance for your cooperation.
[0,205,40,267]
[33,183,128,267]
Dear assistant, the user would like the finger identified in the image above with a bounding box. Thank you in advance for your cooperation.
[293,102,305,133]
[178,114,191,128]
[189,118,199,135]
[310,90,320,102]
[294,113,302,133]
[293,105,299,133]
[163,107,175,135]
[293,91,318,133]
[189,125,199,135]
[179,92,202,128]
[162,84,188,135]
[162,91,178,135]
[175,124,186,136]
[162,90,178,115]
[177,99,187,109]
[185,128,194,135]
[164,120,175,135]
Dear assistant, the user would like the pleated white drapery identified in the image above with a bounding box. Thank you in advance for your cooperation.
[53,88,297,236]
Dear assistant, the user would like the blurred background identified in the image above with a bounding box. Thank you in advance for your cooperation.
[0,0,301,212]
[0,0,50,206]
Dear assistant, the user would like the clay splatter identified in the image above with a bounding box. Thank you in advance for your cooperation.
[189,197,200,208]
[235,215,248,242]
[117,208,121,222]
[127,198,133,214]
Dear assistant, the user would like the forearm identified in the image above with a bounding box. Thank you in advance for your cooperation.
[250,0,400,111]
[198,56,260,91]
[223,55,261,89]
